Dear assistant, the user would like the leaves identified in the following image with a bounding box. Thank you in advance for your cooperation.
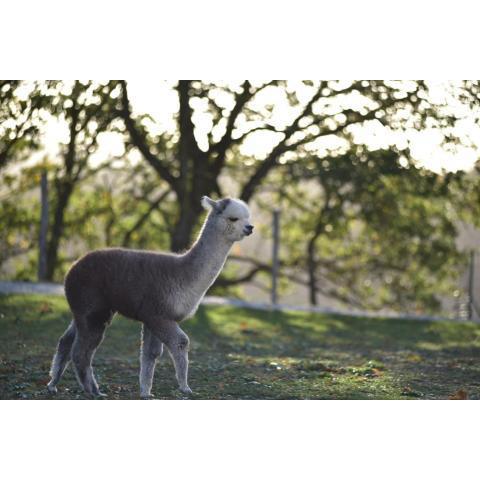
[239,321,257,335]
[273,143,467,310]
[406,354,423,363]
[448,389,468,400]
[38,302,52,314]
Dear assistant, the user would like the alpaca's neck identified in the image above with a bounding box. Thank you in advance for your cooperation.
[183,221,233,294]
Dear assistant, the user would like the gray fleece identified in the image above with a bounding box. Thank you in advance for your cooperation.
[47,196,253,398]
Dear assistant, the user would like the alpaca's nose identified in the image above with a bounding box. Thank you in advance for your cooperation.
[244,224,254,236]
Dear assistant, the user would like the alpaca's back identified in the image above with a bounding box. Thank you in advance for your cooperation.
[64,248,183,321]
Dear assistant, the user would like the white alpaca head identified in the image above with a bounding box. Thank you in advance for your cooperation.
[201,196,254,242]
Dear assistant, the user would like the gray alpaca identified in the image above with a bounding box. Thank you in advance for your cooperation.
[47,196,253,398]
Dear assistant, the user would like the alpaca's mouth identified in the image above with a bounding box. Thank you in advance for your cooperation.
[243,224,254,236]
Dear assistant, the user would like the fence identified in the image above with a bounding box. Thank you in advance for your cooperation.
[263,211,480,323]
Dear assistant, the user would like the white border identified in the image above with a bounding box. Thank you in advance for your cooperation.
[1,401,478,479]
[2,0,479,78]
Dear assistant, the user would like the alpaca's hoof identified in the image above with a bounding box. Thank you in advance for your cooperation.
[140,393,154,400]
[86,390,107,399]
[47,383,57,394]
[179,386,193,396]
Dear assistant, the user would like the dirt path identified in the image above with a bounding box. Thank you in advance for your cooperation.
[0,281,64,296]
[0,280,454,322]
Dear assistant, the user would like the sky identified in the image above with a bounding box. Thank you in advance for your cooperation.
[37,80,480,174]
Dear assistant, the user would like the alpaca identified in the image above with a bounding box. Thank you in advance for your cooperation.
[47,196,254,398]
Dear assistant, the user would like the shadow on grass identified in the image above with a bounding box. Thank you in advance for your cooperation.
[186,306,480,399]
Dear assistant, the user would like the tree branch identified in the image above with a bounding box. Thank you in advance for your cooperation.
[118,81,179,192]
[240,84,325,201]
[209,81,280,176]
[209,81,251,160]
[240,83,420,202]
[215,265,267,287]
[121,189,170,246]
[226,253,366,308]
[231,123,283,144]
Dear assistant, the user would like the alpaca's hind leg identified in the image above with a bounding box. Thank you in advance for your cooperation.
[47,321,76,393]
[167,328,192,395]
[71,311,110,397]
[72,329,105,396]
[139,325,164,399]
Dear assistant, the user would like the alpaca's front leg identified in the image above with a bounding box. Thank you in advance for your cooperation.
[147,321,193,396]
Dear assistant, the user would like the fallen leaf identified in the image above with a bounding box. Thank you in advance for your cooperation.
[448,389,468,400]
[38,302,52,314]
[406,354,423,362]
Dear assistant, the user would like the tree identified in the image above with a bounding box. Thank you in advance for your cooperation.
[38,170,49,281]
[271,147,466,310]
[41,81,121,280]
[117,80,480,254]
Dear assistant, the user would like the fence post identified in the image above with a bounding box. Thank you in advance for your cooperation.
[468,250,475,321]
[271,209,280,305]
[38,170,49,281]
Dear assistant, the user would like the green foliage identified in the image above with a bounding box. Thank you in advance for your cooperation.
[268,147,468,311]
[0,81,54,169]
[0,166,41,274]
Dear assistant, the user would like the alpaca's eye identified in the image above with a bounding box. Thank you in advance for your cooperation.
[228,217,238,222]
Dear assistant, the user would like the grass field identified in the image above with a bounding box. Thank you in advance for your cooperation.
[1,294,480,400]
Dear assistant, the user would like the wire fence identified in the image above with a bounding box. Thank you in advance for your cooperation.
[1,208,478,323]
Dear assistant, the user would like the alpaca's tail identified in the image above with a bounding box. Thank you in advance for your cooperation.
[47,321,76,393]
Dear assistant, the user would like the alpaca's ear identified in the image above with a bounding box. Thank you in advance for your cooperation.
[201,196,217,211]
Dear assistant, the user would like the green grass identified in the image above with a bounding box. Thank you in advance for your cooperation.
[1,294,480,399]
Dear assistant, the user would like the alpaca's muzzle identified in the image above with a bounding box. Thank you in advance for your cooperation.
[244,224,254,236]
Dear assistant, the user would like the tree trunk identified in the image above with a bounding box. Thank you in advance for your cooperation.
[170,202,201,252]
[45,181,73,281]
[38,171,49,281]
